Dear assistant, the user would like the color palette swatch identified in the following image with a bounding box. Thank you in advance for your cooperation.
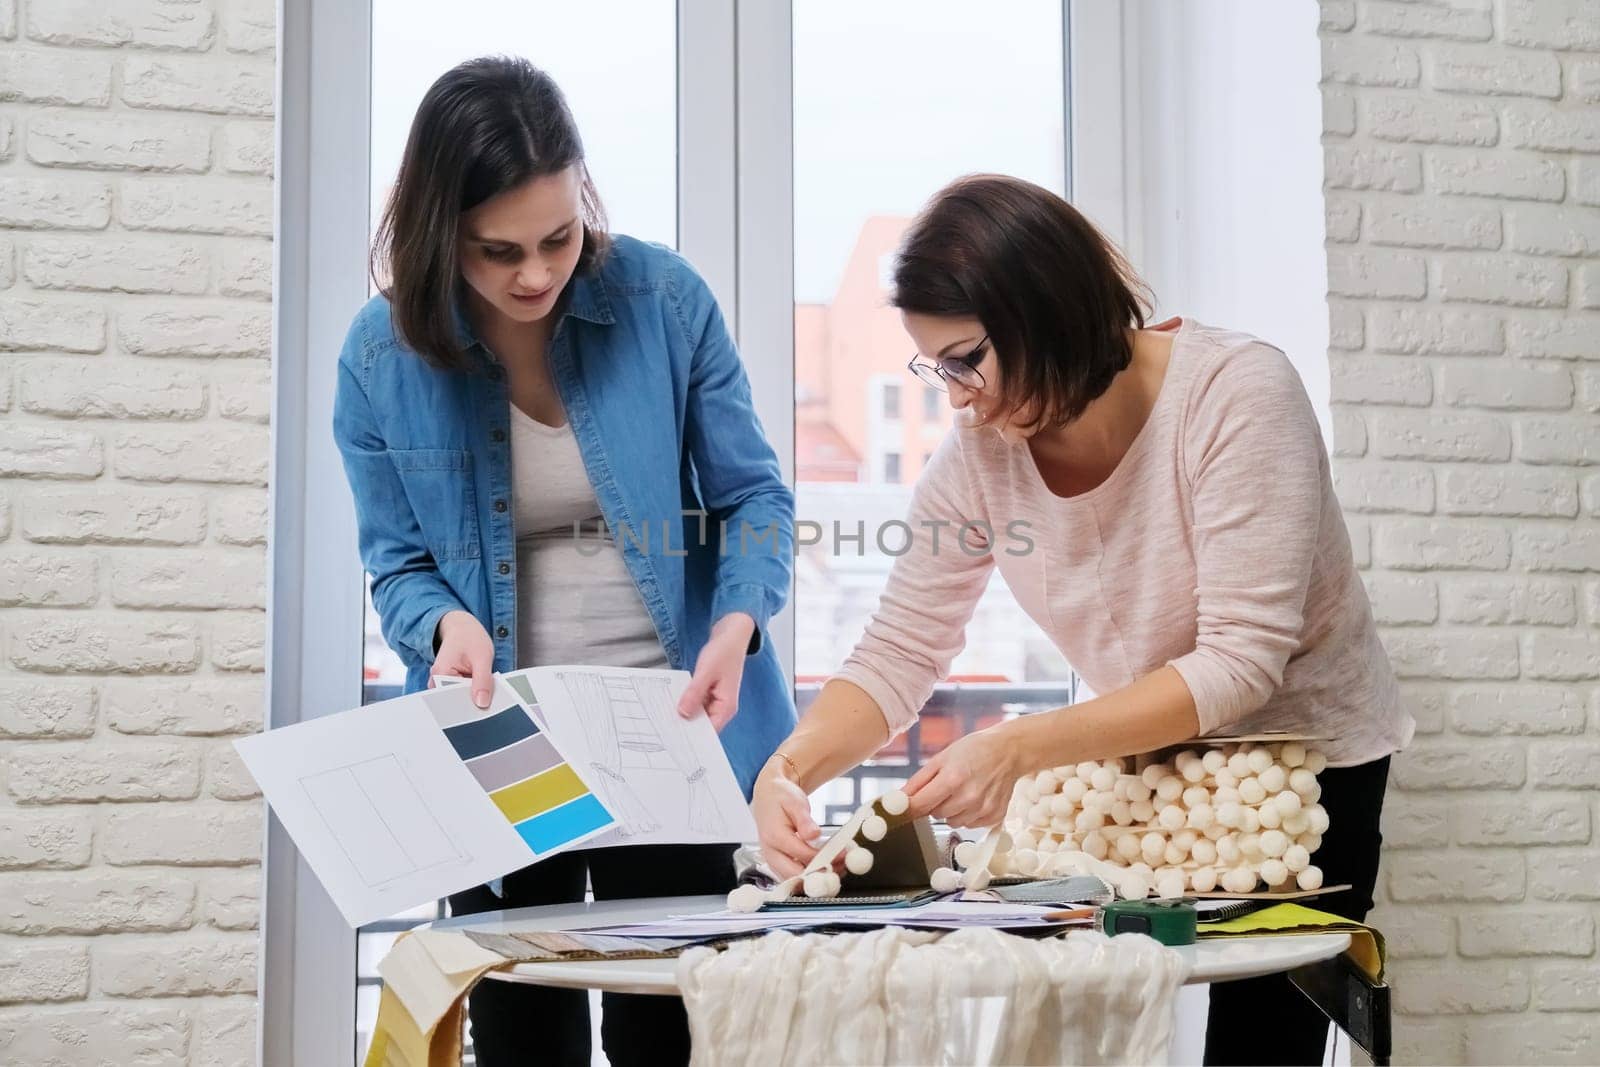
[422,689,613,856]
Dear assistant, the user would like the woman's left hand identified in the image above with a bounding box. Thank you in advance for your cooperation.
[903,723,1026,829]
[678,613,756,731]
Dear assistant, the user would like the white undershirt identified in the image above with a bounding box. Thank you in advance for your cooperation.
[509,405,666,670]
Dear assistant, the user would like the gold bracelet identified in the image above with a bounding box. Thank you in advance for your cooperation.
[771,750,801,782]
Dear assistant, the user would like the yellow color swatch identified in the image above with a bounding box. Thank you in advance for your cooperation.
[488,764,588,824]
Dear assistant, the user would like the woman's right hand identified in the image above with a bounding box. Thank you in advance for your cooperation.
[432,609,495,709]
[752,758,822,879]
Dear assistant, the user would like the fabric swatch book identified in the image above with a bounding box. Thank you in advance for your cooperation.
[235,666,754,927]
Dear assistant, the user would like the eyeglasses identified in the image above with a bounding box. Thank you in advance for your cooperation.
[907,335,989,392]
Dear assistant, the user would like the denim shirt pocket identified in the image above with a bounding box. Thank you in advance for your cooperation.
[387,448,482,561]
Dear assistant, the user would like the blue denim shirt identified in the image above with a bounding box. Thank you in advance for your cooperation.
[333,235,796,795]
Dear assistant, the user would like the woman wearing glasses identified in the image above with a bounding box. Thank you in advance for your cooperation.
[752,174,1410,1067]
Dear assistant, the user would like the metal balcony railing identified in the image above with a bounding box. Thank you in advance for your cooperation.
[795,679,1078,821]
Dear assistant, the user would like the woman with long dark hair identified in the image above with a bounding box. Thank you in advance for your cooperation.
[335,56,795,1066]
[751,174,1411,1066]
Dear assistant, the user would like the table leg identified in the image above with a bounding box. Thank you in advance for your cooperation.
[1287,955,1391,1067]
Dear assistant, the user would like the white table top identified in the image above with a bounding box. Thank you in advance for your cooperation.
[433,895,1351,997]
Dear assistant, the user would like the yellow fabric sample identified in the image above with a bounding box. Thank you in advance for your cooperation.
[1196,903,1386,981]
[363,928,708,1065]
[365,930,509,1067]
[380,930,508,1034]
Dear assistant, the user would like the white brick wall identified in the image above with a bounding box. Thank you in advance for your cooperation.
[1321,1,1600,1062]
[0,0,270,1060]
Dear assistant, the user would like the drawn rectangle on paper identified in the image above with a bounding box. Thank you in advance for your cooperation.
[351,755,460,869]
[514,794,613,854]
[489,764,588,824]
[441,705,538,760]
[466,734,562,792]
[301,756,457,887]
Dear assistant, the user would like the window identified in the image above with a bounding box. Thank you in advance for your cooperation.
[369,1,676,254]
[361,0,679,707]
[280,5,1341,1060]
[357,2,678,1056]
[282,3,1086,1057]
[882,381,901,420]
[791,0,1077,821]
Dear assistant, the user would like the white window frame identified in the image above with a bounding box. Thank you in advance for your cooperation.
[1066,0,1138,256]
[265,0,370,1062]
[268,3,1104,1060]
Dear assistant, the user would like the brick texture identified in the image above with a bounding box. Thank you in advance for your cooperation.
[0,0,271,1056]
[1322,1,1600,1057]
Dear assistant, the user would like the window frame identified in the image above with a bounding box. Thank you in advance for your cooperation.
[269,3,1101,1060]
[266,0,371,1061]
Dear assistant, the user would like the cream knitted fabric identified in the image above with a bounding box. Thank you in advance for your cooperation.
[677,927,1190,1066]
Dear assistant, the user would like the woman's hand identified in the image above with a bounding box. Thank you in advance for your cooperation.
[677,612,755,730]
[751,758,822,879]
[431,610,496,709]
[903,723,1027,829]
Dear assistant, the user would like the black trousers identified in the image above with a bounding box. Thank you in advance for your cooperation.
[1203,755,1391,1067]
[448,843,738,1067]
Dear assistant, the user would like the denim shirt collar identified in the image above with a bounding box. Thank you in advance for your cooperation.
[563,270,617,326]
[451,270,617,359]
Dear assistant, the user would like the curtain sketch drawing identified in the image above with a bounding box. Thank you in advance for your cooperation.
[555,671,719,835]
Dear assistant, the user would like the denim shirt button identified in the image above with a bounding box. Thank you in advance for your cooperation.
[497,561,510,575]
[496,625,508,639]
[490,428,506,443]
[494,499,507,513]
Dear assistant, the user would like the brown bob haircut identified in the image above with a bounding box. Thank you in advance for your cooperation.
[371,56,610,371]
[890,174,1152,430]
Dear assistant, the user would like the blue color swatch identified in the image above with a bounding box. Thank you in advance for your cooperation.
[441,705,539,761]
[513,794,613,854]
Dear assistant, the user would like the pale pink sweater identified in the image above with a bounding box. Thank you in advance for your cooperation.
[834,319,1412,767]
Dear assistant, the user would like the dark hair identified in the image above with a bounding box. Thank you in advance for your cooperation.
[890,174,1151,430]
[371,56,610,369]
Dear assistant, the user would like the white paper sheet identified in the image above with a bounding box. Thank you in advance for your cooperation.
[620,900,1078,937]
[680,900,1066,923]
[234,679,614,927]
[582,914,830,938]
[503,665,758,847]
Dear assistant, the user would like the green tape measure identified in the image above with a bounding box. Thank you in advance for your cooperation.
[1096,899,1198,946]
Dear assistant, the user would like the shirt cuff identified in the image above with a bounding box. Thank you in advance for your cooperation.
[416,599,464,664]
[712,582,772,655]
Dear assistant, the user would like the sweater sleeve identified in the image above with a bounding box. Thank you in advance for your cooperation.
[831,432,996,737]
[1167,343,1325,734]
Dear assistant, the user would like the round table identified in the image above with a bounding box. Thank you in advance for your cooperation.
[434,894,1351,996]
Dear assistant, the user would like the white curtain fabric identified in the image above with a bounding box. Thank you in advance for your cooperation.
[678,927,1190,1066]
